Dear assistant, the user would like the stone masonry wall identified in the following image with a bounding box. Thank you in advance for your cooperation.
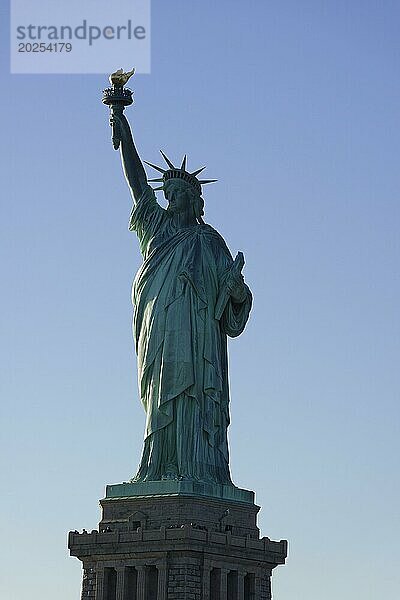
[167,563,202,600]
[258,572,272,600]
[81,566,96,600]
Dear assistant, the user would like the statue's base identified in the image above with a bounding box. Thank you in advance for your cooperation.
[106,480,254,504]
[69,481,287,599]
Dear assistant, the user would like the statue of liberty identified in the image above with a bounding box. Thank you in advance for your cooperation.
[106,73,252,485]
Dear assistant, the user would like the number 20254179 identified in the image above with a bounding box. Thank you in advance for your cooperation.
[18,42,72,52]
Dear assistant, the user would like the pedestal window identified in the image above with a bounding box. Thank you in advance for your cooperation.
[244,573,255,600]
[104,568,117,600]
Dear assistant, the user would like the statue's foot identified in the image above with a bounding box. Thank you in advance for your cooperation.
[161,463,179,480]
[161,473,178,481]
[161,472,179,480]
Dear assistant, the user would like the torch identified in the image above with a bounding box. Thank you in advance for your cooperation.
[102,68,135,150]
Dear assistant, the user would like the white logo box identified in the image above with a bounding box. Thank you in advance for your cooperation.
[10,0,150,74]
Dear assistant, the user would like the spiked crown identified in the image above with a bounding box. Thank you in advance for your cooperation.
[145,151,216,195]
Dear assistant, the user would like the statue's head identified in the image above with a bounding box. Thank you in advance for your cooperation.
[164,179,204,221]
[144,151,216,223]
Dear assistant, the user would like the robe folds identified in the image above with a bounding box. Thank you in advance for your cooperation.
[129,185,252,483]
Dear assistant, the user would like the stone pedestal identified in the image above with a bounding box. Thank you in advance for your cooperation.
[69,482,287,600]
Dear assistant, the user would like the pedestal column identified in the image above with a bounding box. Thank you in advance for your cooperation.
[157,564,167,600]
[95,567,105,600]
[202,562,211,600]
[136,565,146,600]
[238,570,245,600]
[220,568,228,599]
[116,566,125,600]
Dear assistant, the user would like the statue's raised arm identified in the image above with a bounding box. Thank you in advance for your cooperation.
[102,68,147,203]
[111,111,147,203]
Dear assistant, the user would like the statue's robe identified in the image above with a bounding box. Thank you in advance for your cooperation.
[129,186,252,483]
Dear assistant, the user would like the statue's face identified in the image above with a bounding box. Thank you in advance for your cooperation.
[164,180,192,214]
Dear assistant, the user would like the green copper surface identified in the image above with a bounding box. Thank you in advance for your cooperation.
[104,77,252,489]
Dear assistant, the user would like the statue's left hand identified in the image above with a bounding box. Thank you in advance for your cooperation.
[227,272,247,303]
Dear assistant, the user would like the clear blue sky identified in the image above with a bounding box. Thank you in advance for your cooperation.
[1,1,399,599]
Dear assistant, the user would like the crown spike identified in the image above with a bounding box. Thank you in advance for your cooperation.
[190,166,206,177]
[198,179,217,184]
[144,160,166,174]
[148,178,164,182]
[181,155,187,171]
[160,150,175,169]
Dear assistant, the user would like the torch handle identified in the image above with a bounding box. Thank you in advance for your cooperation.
[110,104,124,150]
[112,122,121,150]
